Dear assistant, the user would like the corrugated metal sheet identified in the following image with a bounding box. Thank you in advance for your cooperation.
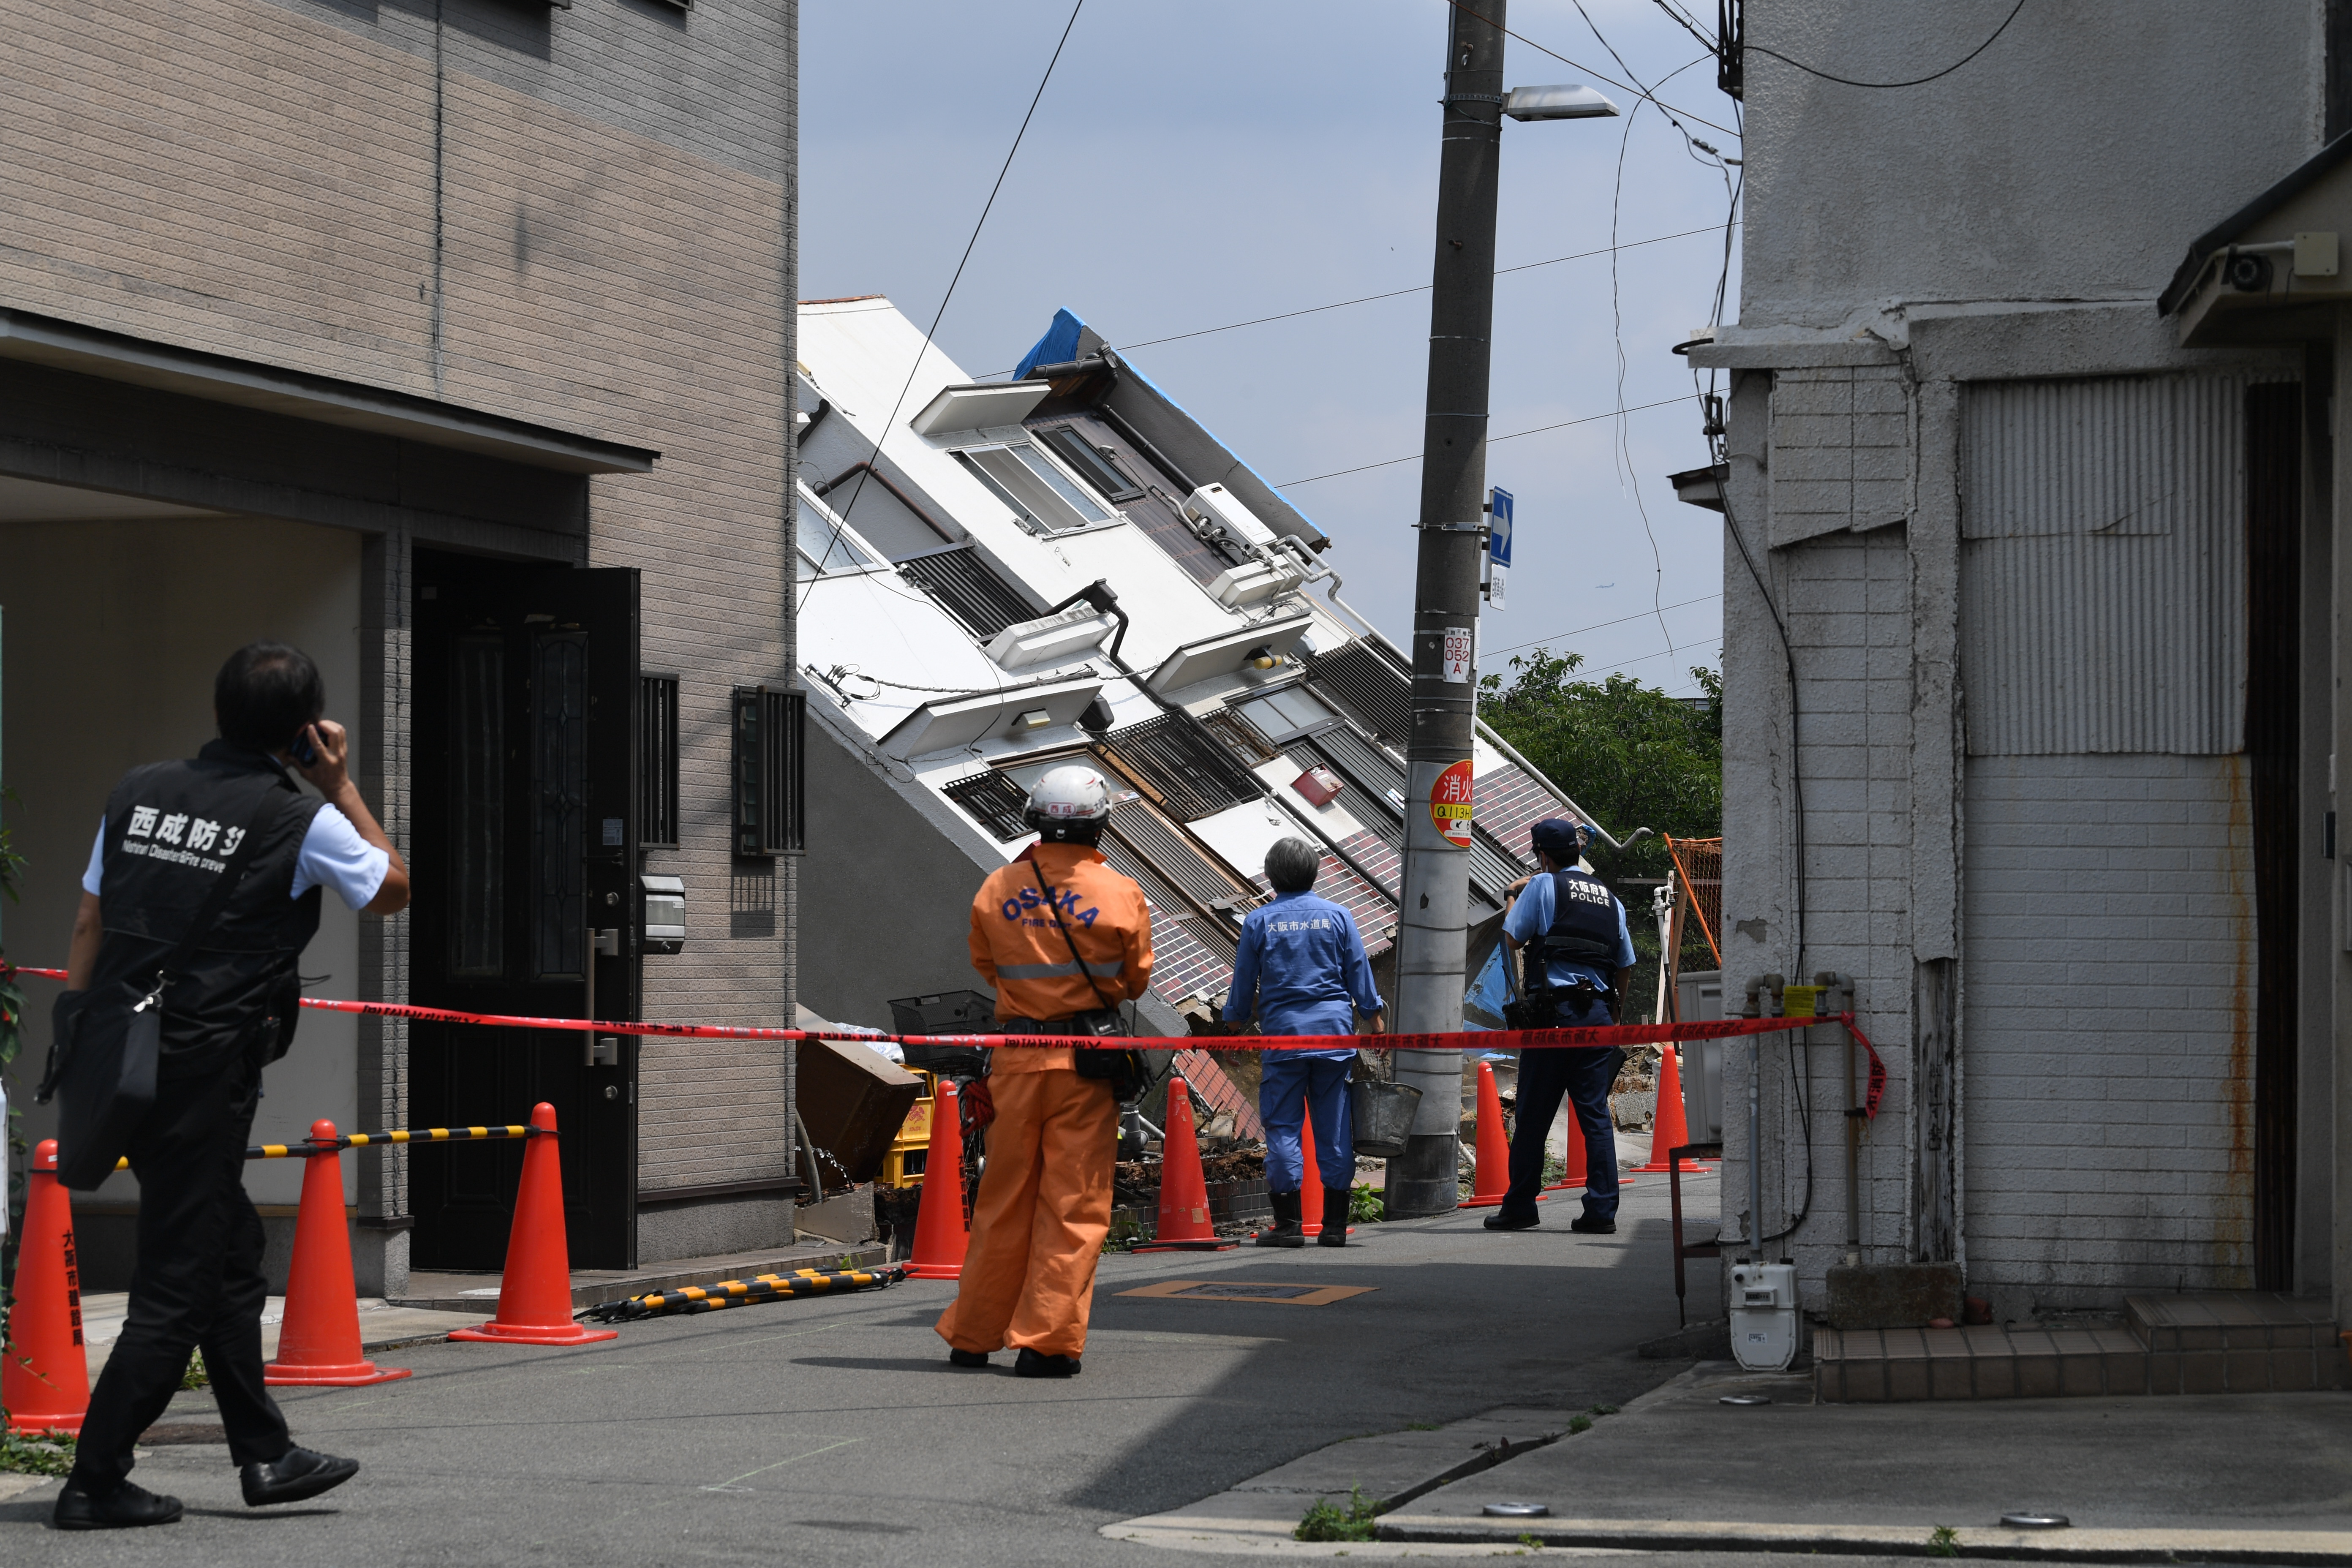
[1960,371,2293,756]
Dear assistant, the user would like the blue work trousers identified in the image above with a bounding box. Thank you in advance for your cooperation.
[1259,1053,1354,1193]
[1500,995,1622,1223]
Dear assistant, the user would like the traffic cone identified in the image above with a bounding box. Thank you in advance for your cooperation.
[1461,1060,1511,1207]
[904,1081,970,1280]
[1133,1077,1236,1252]
[449,1105,617,1345]
[1542,1056,1631,1192]
[4,1141,89,1435]
[1298,1105,1324,1238]
[1635,1045,1710,1173]
[265,1121,411,1386]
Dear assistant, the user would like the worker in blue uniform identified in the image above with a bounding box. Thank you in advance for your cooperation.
[1223,837,1386,1248]
[1488,817,1636,1235]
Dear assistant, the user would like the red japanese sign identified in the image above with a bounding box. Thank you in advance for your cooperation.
[1428,758,1474,847]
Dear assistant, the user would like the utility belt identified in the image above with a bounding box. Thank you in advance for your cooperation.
[996,1011,1157,1104]
[999,1010,1129,1038]
[1502,975,1618,1032]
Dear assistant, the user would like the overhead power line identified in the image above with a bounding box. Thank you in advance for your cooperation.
[1745,0,2028,90]
[1277,395,1689,488]
[972,223,1737,376]
[1480,593,1723,664]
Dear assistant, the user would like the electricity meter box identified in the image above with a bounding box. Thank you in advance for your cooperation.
[641,874,686,954]
[1673,969,1726,1141]
[1729,1262,1800,1371]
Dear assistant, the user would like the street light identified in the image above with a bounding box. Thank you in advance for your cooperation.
[1385,10,1620,1220]
[1502,83,1622,121]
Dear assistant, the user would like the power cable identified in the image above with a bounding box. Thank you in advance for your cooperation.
[1643,0,1715,52]
[1745,0,2028,89]
[969,223,1737,376]
[795,0,1084,624]
[1478,592,1721,663]
[1278,395,1689,487]
[1435,0,1740,137]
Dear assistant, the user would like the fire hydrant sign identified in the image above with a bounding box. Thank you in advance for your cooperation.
[1442,625,1473,682]
[1429,759,1475,847]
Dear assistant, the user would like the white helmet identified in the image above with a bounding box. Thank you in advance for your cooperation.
[1025,764,1112,844]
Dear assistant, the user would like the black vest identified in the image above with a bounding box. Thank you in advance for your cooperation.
[1522,866,1622,992]
[89,741,325,1079]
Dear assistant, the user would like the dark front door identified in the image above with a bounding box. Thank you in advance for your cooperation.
[410,550,642,1271]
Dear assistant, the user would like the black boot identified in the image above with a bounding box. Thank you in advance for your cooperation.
[1257,1190,1307,1247]
[1318,1187,1352,1247]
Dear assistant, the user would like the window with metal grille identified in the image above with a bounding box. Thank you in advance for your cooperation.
[897,544,1036,639]
[1200,706,1280,762]
[1305,642,1413,744]
[942,770,1032,841]
[640,672,681,849]
[1095,714,1264,822]
[1104,798,1257,916]
[731,686,804,858]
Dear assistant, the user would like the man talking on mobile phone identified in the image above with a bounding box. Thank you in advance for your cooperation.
[48,641,409,1530]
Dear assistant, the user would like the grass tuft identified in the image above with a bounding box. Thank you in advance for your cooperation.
[1296,1485,1383,1543]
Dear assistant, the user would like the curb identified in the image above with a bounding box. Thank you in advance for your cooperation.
[1370,1516,2352,1563]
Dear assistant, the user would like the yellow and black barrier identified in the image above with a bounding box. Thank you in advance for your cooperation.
[107,1122,547,1172]
[583,1264,907,1323]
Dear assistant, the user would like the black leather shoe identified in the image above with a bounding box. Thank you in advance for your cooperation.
[1483,1211,1540,1231]
[1569,1214,1617,1234]
[53,1480,183,1530]
[1013,1348,1081,1378]
[948,1348,991,1368]
[240,1446,359,1507]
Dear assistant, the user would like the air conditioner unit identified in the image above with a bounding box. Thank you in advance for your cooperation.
[1207,553,1304,608]
[983,605,1118,670]
[1185,483,1279,550]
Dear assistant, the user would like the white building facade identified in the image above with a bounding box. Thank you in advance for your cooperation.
[1694,1,2347,1315]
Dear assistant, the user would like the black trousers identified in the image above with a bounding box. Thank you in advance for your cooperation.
[72,1054,291,1492]
[1500,991,1625,1223]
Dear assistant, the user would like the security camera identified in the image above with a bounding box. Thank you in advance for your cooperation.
[2227,252,2274,293]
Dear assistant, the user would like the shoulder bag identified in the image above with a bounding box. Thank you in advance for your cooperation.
[1029,861,1156,1104]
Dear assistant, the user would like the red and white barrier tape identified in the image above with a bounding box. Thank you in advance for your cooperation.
[7,964,1883,1116]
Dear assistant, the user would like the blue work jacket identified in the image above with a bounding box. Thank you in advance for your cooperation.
[1223,890,1385,1057]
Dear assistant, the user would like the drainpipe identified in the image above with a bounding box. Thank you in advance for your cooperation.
[811,460,958,547]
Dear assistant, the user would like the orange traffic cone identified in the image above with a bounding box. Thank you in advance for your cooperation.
[4,1141,89,1435]
[1133,1076,1236,1252]
[1462,1060,1511,1208]
[904,1081,970,1280]
[1298,1105,1324,1238]
[449,1104,617,1346]
[1635,1045,1710,1173]
[265,1121,411,1386]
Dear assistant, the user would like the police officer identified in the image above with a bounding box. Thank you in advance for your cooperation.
[1485,818,1635,1236]
[1223,837,1385,1248]
[938,765,1152,1377]
[50,642,410,1530]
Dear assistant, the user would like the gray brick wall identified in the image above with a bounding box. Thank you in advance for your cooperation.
[0,0,799,1250]
[1768,366,1908,547]
[1962,752,2254,1301]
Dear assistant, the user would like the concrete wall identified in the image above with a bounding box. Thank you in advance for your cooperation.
[1740,0,2322,329]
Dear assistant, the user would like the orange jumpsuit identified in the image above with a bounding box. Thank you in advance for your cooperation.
[936,842,1153,1359]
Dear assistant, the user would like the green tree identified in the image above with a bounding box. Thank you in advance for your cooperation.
[1480,651,1723,1018]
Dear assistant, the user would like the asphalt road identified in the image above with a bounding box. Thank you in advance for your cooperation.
[1,1163,1725,1565]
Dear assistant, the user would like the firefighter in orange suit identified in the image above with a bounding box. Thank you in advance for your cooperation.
[938,764,1152,1378]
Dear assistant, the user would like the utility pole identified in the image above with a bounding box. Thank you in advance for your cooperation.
[1385,0,1507,1220]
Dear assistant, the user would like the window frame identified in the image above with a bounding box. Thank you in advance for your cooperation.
[951,440,1129,537]
[794,481,891,580]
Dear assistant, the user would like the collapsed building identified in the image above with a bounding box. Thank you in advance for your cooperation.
[790,299,1587,1048]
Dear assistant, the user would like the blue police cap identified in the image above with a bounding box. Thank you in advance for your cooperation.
[1530,818,1588,857]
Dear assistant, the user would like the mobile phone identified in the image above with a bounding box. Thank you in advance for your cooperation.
[291,728,319,767]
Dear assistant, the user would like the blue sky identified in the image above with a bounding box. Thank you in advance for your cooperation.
[800,0,1739,699]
